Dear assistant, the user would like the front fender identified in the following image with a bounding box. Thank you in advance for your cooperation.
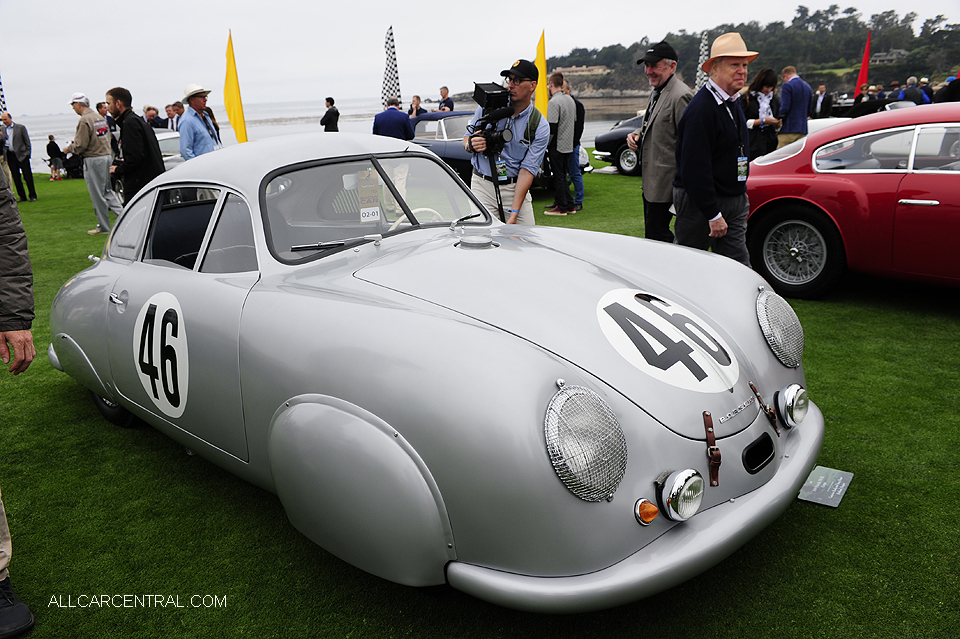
[267,394,456,586]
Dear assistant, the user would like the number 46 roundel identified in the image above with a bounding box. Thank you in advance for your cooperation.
[597,289,739,393]
[133,292,189,418]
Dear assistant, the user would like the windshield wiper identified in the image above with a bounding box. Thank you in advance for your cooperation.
[291,234,382,252]
[449,212,483,231]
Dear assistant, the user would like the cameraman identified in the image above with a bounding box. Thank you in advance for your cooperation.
[463,60,549,225]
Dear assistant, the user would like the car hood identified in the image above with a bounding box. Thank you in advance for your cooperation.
[354,226,765,439]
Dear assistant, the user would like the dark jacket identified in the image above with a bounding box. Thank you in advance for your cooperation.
[898,86,931,105]
[321,106,340,132]
[571,95,585,147]
[779,75,812,134]
[811,91,833,118]
[373,107,414,140]
[46,140,65,160]
[3,122,32,162]
[114,109,165,201]
[674,86,749,218]
[934,79,960,103]
[0,172,34,331]
[740,91,780,161]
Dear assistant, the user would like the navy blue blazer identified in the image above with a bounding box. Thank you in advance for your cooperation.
[373,107,414,140]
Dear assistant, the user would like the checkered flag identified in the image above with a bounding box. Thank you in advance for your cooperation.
[0,70,6,112]
[382,26,401,108]
[695,31,709,91]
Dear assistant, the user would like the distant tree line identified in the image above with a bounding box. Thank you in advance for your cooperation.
[550,7,959,94]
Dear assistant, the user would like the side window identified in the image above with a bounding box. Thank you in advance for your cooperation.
[913,126,960,171]
[200,194,258,273]
[108,192,153,261]
[415,120,439,139]
[815,128,915,171]
[144,187,221,269]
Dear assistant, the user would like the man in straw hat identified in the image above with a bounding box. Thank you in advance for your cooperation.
[179,83,222,160]
[672,32,757,266]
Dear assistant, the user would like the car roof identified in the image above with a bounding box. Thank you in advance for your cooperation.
[153,132,436,191]
[807,103,960,145]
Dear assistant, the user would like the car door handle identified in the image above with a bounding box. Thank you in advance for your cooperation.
[109,293,125,307]
[899,199,940,206]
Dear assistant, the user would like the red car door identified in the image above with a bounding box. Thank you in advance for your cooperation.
[892,125,960,280]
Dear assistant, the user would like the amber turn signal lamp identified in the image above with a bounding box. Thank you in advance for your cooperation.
[634,498,659,526]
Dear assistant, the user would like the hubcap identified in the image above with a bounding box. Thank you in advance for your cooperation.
[763,220,827,285]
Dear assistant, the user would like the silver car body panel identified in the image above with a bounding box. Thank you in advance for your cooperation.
[49,132,825,612]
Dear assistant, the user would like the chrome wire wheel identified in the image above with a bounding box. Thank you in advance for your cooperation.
[615,145,639,175]
[762,219,827,286]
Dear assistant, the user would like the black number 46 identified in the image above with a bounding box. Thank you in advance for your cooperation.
[138,304,181,407]
[604,297,731,382]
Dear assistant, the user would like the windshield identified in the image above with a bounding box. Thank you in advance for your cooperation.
[262,155,488,263]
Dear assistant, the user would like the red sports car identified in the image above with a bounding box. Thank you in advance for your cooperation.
[746,103,960,298]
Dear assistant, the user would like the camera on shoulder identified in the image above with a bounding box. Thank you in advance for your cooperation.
[468,83,514,156]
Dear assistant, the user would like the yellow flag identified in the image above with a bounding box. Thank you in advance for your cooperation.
[535,30,548,118]
[224,31,247,144]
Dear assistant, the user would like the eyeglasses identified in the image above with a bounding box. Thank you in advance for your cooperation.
[505,76,529,86]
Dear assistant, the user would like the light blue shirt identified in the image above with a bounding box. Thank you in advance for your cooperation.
[468,101,549,179]
[179,107,221,160]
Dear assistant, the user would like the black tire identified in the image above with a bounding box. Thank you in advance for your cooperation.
[90,391,137,428]
[748,204,846,299]
[613,144,640,176]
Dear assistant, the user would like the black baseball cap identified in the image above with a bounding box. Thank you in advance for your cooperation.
[500,59,539,82]
[638,41,678,65]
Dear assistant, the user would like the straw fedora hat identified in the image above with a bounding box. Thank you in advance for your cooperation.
[183,83,211,100]
[701,33,759,73]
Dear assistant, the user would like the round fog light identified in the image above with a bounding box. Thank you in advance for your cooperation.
[658,469,704,522]
[776,384,809,428]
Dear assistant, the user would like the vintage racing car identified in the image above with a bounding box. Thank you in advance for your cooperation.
[49,132,824,613]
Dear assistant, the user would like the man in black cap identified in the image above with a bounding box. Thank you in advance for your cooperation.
[462,59,550,225]
[626,41,693,242]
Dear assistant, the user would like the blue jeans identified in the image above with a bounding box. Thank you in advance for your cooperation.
[567,145,583,206]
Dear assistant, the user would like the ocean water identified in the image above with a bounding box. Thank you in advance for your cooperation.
[16,97,635,173]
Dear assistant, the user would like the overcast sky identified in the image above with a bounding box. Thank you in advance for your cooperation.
[1,1,951,117]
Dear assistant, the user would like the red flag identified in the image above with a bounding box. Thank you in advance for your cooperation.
[855,31,871,98]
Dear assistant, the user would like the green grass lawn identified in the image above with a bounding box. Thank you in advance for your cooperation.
[2,164,958,638]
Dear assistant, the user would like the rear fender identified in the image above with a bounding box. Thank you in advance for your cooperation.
[267,394,456,586]
[48,334,115,401]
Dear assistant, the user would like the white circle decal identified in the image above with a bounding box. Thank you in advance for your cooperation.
[597,289,739,392]
[133,292,189,417]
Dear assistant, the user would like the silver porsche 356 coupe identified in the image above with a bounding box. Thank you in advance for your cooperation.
[49,132,824,613]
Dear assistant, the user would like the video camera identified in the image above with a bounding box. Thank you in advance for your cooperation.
[468,82,515,156]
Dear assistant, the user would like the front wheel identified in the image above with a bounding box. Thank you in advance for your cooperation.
[613,144,640,176]
[90,391,137,428]
[748,205,846,299]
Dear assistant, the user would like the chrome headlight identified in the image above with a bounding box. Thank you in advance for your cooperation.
[544,384,627,502]
[657,469,704,521]
[756,288,804,368]
[776,383,809,428]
